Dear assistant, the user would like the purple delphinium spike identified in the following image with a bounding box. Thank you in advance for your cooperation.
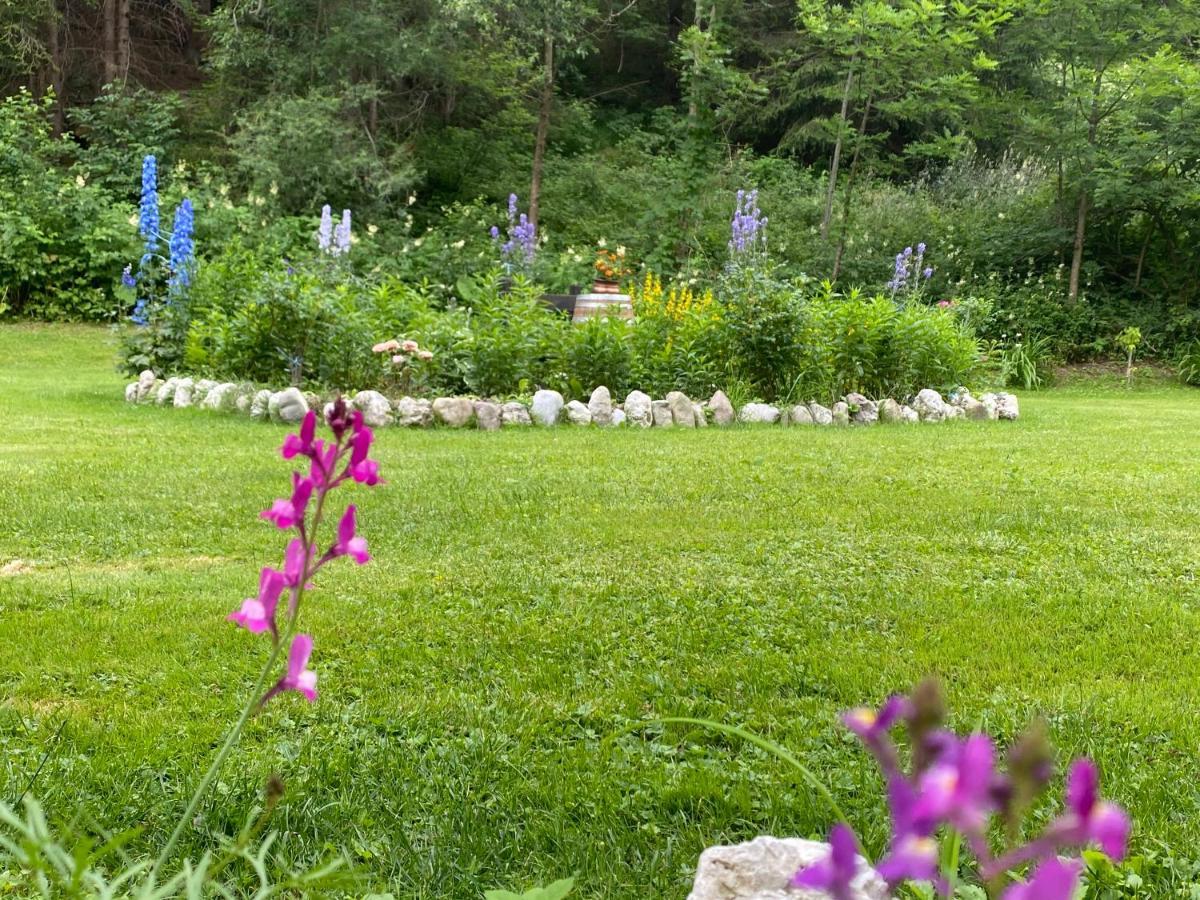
[491,194,536,270]
[334,209,352,255]
[317,205,333,252]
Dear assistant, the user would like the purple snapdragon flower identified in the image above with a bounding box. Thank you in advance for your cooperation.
[791,824,860,900]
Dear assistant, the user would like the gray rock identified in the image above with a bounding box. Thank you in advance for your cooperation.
[692,402,708,427]
[235,391,252,414]
[808,402,833,426]
[878,398,902,422]
[395,396,433,427]
[962,397,989,420]
[624,391,653,428]
[831,401,850,426]
[530,389,564,426]
[203,382,239,412]
[708,390,736,426]
[666,391,696,427]
[173,379,195,409]
[651,399,673,428]
[565,400,592,425]
[611,408,627,426]
[738,403,781,424]
[900,404,920,423]
[136,369,157,402]
[588,386,614,427]
[994,392,1020,420]
[193,379,218,404]
[124,382,138,403]
[353,390,393,428]
[474,400,502,431]
[945,404,966,420]
[155,378,180,405]
[978,392,1001,420]
[432,396,474,428]
[949,387,973,408]
[688,835,889,900]
[500,401,532,427]
[787,405,814,425]
[249,389,271,420]
[269,387,308,424]
[845,393,878,425]
[913,388,948,422]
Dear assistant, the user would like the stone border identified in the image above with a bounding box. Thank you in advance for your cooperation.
[124,372,1019,429]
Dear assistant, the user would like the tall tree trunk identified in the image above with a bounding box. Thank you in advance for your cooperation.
[46,5,64,135]
[116,0,131,83]
[528,32,554,229]
[103,0,118,83]
[831,94,873,281]
[1134,222,1152,291]
[820,68,855,242]
[1067,189,1088,303]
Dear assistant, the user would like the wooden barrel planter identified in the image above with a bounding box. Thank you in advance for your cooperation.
[572,292,634,324]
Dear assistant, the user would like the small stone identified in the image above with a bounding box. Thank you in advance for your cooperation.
[845,392,878,425]
[666,391,696,427]
[962,397,989,420]
[395,396,433,427]
[173,379,195,408]
[155,378,180,405]
[831,401,850,426]
[707,390,735,426]
[124,382,138,403]
[624,391,653,428]
[739,403,780,424]
[611,408,627,426]
[353,390,393,427]
[913,388,948,422]
[303,391,321,412]
[978,393,1001,420]
[530,389,564,426]
[136,369,156,402]
[945,405,966,420]
[808,402,833,426]
[688,835,889,900]
[994,392,1020,420]
[269,387,308,424]
[787,405,814,425]
[249,389,271,420]
[692,402,708,427]
[474,400,502,431]
[878,398,902,422]
[432,396,474,427]
[235,392,252,413]
[588,386,614,427]
[651,399,673,428]
[193,379,218,404]
[500,401,532,426]
[564,400,592,425]
[203,383,239,412]
[949,387,973,408]
[900,404,919,423]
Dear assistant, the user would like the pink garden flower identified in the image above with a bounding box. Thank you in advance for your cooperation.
[227,567,285,634]
[281,410,317,460]
[1001,858,1082,900]
[401,339,419,353]
[264,634,318,702]
[373,339,400,353]
[792,823,860,900]
[335,505,370,564]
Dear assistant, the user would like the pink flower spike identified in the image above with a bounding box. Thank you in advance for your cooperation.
[1001,858,1083,900]
[1048,759,1131,861]
[228,567,286,634]
[272,633,318,701]
[336,505,371,564]
[290,474,314,522]
[282,538,310,587]
[260,498,298,530]
[281,410,317,459]
[350,425,373,465]
[351,458,381,486]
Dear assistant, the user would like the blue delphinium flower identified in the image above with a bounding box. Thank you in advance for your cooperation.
[886,242,932,294]
[728,188,768,259]
[491,194,536,271]
[121,265,136,288]
[334,209,352,255]
[131,297,149,325]
[167,198,195,294]
[317,205,333,252]
[139,155,160,253]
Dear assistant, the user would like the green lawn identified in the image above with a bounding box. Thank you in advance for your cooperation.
[2,324,1200,896]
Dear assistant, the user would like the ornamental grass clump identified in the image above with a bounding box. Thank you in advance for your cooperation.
[795,679,1130,899]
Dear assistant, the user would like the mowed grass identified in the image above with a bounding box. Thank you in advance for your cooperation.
[2,323,1200,896]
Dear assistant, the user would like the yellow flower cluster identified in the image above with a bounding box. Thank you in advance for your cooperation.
[631,272,715,323]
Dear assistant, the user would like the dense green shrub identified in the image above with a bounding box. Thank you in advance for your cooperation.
[0,91,137,320]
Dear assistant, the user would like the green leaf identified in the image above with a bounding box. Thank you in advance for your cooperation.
[485,877,575,900]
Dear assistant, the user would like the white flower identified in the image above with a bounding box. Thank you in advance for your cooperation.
[451,239,465,249]
[407,194,417,206]
[269,181,279,196]
[616,245,626,257]
[128,214,139,227]
[367,224,379,235]
[597,238,607,248]
[75,175,86,188]
[413,238,423,248]
[572,254,582,263]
